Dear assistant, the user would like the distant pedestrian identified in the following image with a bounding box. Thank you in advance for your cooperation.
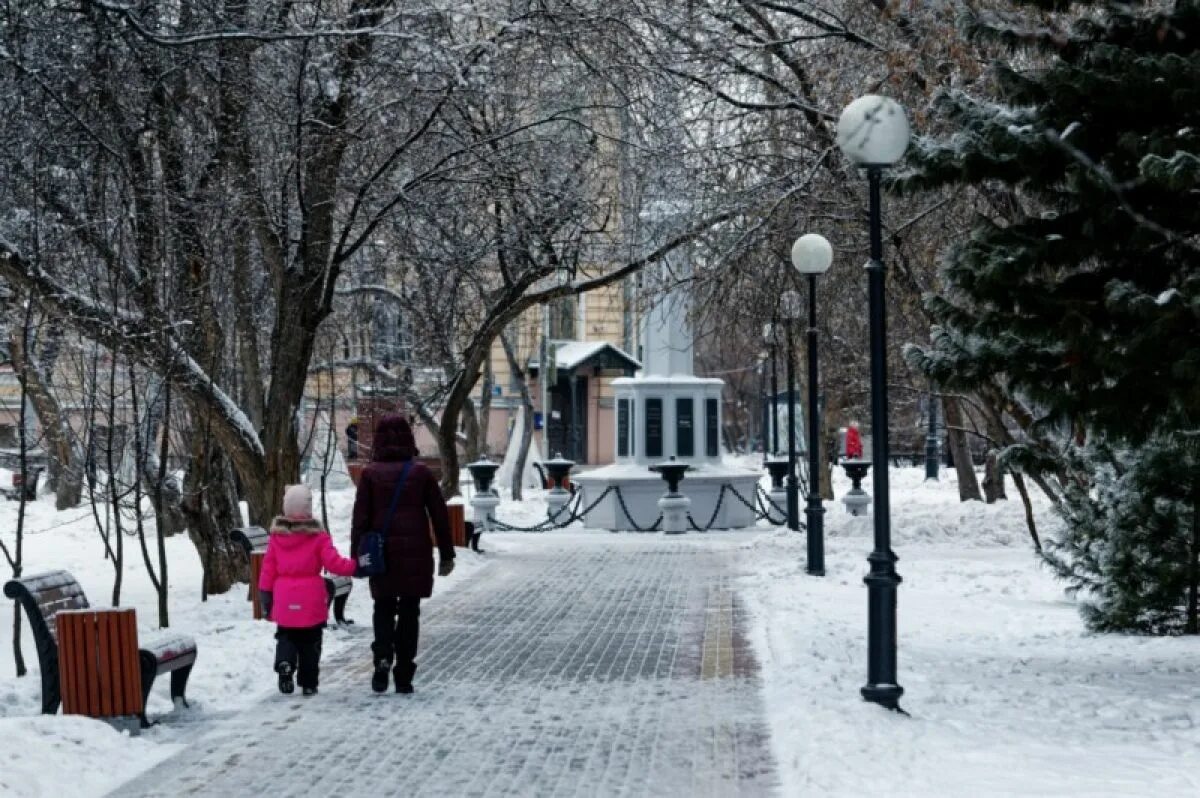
[346,417,359,459]
[351,414,455,695]
[259,484,370,696]
[845,421,863,460]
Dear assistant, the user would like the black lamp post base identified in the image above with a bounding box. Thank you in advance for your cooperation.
[804,500,825,575]
[860,683,905,711]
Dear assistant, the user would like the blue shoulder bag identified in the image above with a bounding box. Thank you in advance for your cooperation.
[359,461,413,578]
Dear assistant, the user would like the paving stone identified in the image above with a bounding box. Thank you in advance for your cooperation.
[114,535,779,797]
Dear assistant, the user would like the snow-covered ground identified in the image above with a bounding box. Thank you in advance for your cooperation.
[744,466,1200,796]
[1,464,1198,796]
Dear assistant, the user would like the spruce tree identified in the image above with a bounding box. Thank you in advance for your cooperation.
[902,1,1200,632]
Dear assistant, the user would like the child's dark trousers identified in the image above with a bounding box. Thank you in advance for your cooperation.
[275,625,324,689]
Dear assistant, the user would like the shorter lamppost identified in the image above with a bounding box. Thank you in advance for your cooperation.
[837,93,911,712]
[924,387,940,481]
[466,456,501,541]
[763,323,779,458]
[542,453,575,520]
[649,456,692,534]
[763,458,790,524]
[841,459,872,517]
[792,233,832,576]
[779,289,803,532]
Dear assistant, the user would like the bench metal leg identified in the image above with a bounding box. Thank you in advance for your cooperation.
[333,593,352,625]
[139,658,158,728]
[170,664,193,708]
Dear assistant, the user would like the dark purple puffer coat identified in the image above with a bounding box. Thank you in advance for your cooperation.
[350,414,453,599]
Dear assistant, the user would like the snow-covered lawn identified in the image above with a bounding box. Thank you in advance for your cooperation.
[1,465,1197,796]
[743,467,1200,795]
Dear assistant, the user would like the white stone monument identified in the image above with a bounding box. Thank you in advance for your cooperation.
[572,249,761,531]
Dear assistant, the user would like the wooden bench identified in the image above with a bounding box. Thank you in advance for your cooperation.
[3,570,196,727]
[1,466,42,501]
[230,526,354,625]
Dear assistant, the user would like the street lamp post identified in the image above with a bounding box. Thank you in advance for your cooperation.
[925,386,940,481]
[792,234,832,576]
[837,94,910,712]
[779,290,803,532]
[763,323,779,458]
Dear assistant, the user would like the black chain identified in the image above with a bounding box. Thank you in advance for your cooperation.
[686,484,728,531]
[488,486,617,532]
[753,485,789,525]
[614,485,663,531]
[725,482,782,525]
[487,490,582,532]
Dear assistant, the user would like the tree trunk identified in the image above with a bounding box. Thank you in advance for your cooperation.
[181,435,245,597]
[981,403,1008,503]
[983,450,1007,503]
[1011,472,1041,552]
[944,396,983,501]
[1187,477,1199,634]
[8,313,83,510]
[477,358,494,458]
[138,375,187,537]
[501,331,535,500]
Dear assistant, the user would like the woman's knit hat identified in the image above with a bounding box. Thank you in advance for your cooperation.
[282,484,314,520]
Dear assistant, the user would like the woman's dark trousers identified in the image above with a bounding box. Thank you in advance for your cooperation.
[275,625,324,689]
[372,596,421,683]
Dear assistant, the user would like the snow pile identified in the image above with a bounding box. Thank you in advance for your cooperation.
[0,715,178,797]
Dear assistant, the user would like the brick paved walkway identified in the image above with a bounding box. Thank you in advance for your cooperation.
[115,534,778,797]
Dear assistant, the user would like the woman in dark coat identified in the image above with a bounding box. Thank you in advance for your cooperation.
[350,414,455,693]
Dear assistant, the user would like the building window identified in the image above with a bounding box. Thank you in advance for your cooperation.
[645,397,663,458]
[706,398,719,457]
[676,397,694,457]
[549,296,577,340]
[617,398,630,457]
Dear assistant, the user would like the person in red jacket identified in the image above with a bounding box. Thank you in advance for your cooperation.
[351,414,455,694]
[845,421,864,460]
[259,484,367,696]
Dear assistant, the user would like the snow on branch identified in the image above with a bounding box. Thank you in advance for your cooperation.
[333,284,405,304]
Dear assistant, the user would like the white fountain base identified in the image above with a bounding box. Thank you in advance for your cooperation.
[572,463,762,531]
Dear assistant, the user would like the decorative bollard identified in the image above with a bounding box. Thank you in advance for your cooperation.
[466,457,501,539]
[649,456,692,535]
[841,459,872,516]
[542,453,575,522]
[764,458,790,523]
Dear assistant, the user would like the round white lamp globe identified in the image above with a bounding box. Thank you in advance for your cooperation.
[791,233,833,275]
[836,95,910,166]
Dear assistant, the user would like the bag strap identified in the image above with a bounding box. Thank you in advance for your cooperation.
[378,460,414,535]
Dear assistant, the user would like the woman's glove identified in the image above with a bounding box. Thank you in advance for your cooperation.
[354,552,373,578]
[259,589,273,619]
[438,558,455,577]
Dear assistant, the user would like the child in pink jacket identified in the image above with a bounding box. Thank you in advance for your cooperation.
[259,484,368,696]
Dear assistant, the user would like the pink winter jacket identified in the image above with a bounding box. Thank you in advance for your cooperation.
[258,517,357,628]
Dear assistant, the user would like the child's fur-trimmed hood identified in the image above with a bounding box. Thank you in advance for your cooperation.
[269,516,326,535]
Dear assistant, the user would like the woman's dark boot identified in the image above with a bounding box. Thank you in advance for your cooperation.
[394,662,416,694]
[371,658,391,693]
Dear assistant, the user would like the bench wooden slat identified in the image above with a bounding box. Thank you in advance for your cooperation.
[58,609,145,718]
[121,611,141,714]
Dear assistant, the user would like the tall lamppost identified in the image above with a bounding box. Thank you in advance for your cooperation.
[925,386,940,481]
[779,290,803,532]
[792,233,832,576]
[837,94,910,712]
[763,323,779,458]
